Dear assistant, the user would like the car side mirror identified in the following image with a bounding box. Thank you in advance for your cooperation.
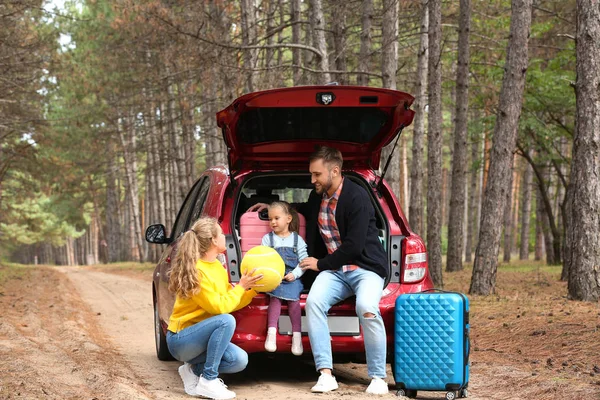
[145,224,170,244]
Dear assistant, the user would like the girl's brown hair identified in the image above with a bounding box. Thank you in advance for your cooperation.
[168,217,219,299]
[268,201,300,233]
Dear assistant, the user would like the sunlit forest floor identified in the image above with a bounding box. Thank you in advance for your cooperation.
[1,259,598,399]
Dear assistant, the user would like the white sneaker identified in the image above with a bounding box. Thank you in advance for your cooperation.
[178,363,199,396]
[291,332,303,356]
[311,372,339,393]
[195,375,236,399]
[366,377,389,395]
[264,327,277,352]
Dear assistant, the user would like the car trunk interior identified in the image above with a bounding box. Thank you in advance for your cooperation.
[232,172,390,292]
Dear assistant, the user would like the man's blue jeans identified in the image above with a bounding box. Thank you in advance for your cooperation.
[305,268,386,378]
[166,314,248,380]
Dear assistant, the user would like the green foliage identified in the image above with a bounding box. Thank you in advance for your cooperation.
[0,171,86,247]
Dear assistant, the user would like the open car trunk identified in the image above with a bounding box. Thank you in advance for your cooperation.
[231,172,393,292]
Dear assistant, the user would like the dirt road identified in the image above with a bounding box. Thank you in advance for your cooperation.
[1,265,598,400]
[59,266,402,400]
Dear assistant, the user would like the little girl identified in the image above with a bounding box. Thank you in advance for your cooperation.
[167,217,263,399]
[261,201,308,356]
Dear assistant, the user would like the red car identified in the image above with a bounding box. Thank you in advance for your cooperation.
[146,85,433,362]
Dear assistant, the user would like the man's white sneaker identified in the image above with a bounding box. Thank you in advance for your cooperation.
[311,372,339,393]
[291,332,303,356]
[195,375,236,399]
[366,377,389,395]
[178,363,199,396]
[264,327,277,352]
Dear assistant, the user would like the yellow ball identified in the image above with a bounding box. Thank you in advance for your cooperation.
[240,246,285,292]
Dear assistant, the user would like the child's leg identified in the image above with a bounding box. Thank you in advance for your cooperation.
[287,300,302,332]
[288,300,303,356]
[265,297,281,352]
[267,296,282,328]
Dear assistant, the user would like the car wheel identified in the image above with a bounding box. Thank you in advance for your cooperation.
[154,294,174,361]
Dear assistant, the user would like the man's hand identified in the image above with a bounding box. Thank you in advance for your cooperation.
[284,272,296,282]
[247,203,268,212]
[300,257,320,272]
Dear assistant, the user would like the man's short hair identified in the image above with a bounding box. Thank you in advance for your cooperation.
[309,146,343,170]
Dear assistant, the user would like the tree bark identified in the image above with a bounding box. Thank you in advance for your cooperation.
[331,2,347,85]
[409,0,428,237]
[446,0,471,272]
[534,196,544,261]
[566,0,600,301]
[309,0,330,83]
[470,0,532,295]
[427,0,444,287]
[357,0,373,86]
[291,0,302,86]
[520,149,561,264]
[519,150,533,259]
[105,137,121,263]
[465,125,481,263]
[502,154,516,263]
[382,0,398,90]
[380,0,401,200]
[240,0,258,92]
[118,114,146,262]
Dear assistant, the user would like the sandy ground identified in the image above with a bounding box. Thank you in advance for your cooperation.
[1,264,599,400]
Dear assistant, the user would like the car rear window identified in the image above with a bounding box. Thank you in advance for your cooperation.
[236,107,392,144]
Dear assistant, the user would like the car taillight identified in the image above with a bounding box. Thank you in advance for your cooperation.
[402,236,428,283]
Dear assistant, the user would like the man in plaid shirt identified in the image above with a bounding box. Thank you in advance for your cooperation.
[298,146,389,395]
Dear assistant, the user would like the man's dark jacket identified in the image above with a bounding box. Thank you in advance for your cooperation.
[298,177,389,279]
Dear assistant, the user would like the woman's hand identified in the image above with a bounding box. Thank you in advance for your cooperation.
[284,272,296,282]
[239,268,264,290]
[247,203,268,212]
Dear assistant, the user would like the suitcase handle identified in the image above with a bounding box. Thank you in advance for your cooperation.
[419,288,452,294]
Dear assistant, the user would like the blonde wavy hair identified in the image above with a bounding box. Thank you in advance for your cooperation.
[168,217,220,299]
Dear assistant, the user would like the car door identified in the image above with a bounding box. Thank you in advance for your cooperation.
[156,177,207,320]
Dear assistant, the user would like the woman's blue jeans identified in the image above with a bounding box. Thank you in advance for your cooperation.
[166,314,248,380]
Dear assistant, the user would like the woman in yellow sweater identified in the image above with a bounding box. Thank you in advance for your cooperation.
[167,217,263,399]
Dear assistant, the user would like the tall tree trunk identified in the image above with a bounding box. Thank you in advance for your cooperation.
[380,0,400,200]
[382,0,398,90]
[178,80,196,189]
[118,114,146,262]
[566,0,600,301]
[240,0,258,92]
[427,0,444,287]
[105,138,121,262]
[534,196,544,261]
[519,150,533,259]
[470,0,532,295]
[265,0,276,87]
[465,124,481,263]
[166,77,186,201]
[520,150,562,264]
[502,155,515,263]
[357,0,373,86]
[446,0,471,272]
[409,0,428,237]
[291,0,302,86]
[309,0,330,83]
[538,181,555,264]
[332,2,347,85]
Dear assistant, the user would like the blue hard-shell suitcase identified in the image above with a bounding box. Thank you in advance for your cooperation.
[393,290,470,400]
